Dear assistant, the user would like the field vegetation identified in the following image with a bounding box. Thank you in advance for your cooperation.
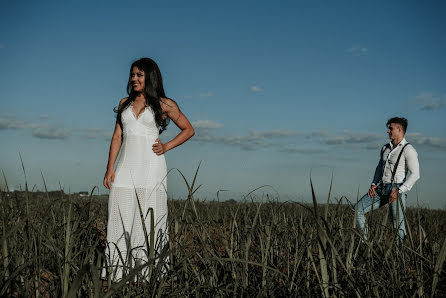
[1,167,446,297]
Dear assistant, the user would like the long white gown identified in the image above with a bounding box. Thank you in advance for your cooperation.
[102,103,168,281]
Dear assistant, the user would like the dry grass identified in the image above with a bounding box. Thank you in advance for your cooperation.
[1,168,446,297]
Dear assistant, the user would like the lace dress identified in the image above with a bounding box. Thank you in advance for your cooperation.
[102,103,168,281]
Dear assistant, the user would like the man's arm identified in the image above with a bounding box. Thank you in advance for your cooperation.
[372,146,385,185]
[368,146,385,198]
[398,145,420,193]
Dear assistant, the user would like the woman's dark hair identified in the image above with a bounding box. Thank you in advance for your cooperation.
[115,58,170,133]
[386,117,408,133]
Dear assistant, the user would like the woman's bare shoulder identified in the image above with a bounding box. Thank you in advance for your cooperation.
[118,97,128,108]
[160,97,178,111]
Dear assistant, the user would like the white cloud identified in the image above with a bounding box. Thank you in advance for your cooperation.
[323,131,383,145]
[251,85,262,93]
[83,128,113,140]
[342,131,383,143]
[3,114,446,152]
[39,114,51,120]
[32,125,71,140]
[415,92,435,100]
[191,126,446,153]
[278,147,325,154]
[346,45,368,56]
[193,129,315,152]
[192,127,446,153]
[248,130,303,138]
[415,92,446,111]
[192,120,223,130]
[199,92,213,98]
[366,142,384,150]
[325,135,346,145]
[193,133,266,151]
[406,133,446,150]
[0,114,70,140]
[421,101,445,111]
[310,130,329,137]
[0,115,27,129]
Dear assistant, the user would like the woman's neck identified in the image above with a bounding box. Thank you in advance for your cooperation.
[134,94,146,103]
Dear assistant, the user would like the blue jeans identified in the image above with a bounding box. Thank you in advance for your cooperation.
[353,183,407,245]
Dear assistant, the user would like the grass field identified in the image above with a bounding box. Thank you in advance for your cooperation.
[1,170,446,297]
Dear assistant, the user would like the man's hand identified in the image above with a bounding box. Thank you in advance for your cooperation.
[368,185,377,198]
[389,188,398,204]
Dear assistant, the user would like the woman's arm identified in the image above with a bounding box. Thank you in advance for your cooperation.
[152,98,194,155]
[104,98,126,189]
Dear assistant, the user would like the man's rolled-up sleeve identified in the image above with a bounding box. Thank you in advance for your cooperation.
[399,146,420,193]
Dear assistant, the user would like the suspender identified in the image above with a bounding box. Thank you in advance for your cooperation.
[391,143,410,184]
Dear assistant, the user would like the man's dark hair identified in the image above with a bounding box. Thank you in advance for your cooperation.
[386,117,408,133]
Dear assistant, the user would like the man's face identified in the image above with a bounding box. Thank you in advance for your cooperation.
[387,123,404,141]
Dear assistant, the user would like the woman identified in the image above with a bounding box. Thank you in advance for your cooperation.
[102,58,194,282]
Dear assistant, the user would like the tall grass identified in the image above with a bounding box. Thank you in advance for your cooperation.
[1,167,445,297]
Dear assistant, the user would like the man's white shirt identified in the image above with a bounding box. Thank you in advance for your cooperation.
[372,138,420,193]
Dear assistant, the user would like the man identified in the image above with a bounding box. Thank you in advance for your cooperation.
[353,117,420,246]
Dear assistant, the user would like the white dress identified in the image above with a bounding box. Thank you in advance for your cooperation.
[103,103,168,281]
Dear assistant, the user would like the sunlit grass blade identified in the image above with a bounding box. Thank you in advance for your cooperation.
[432,235,446,294]
[2,170,9,192]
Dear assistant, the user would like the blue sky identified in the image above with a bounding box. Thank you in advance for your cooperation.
[1,1,445,208]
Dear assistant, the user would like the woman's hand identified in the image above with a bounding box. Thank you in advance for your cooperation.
[156,98,194,153]
[152,138,167,155]
[104,168,115,189]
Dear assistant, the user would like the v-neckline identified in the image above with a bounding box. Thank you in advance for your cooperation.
[130,102,148,120]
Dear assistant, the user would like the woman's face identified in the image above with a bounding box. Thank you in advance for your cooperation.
[130,66,145,92]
